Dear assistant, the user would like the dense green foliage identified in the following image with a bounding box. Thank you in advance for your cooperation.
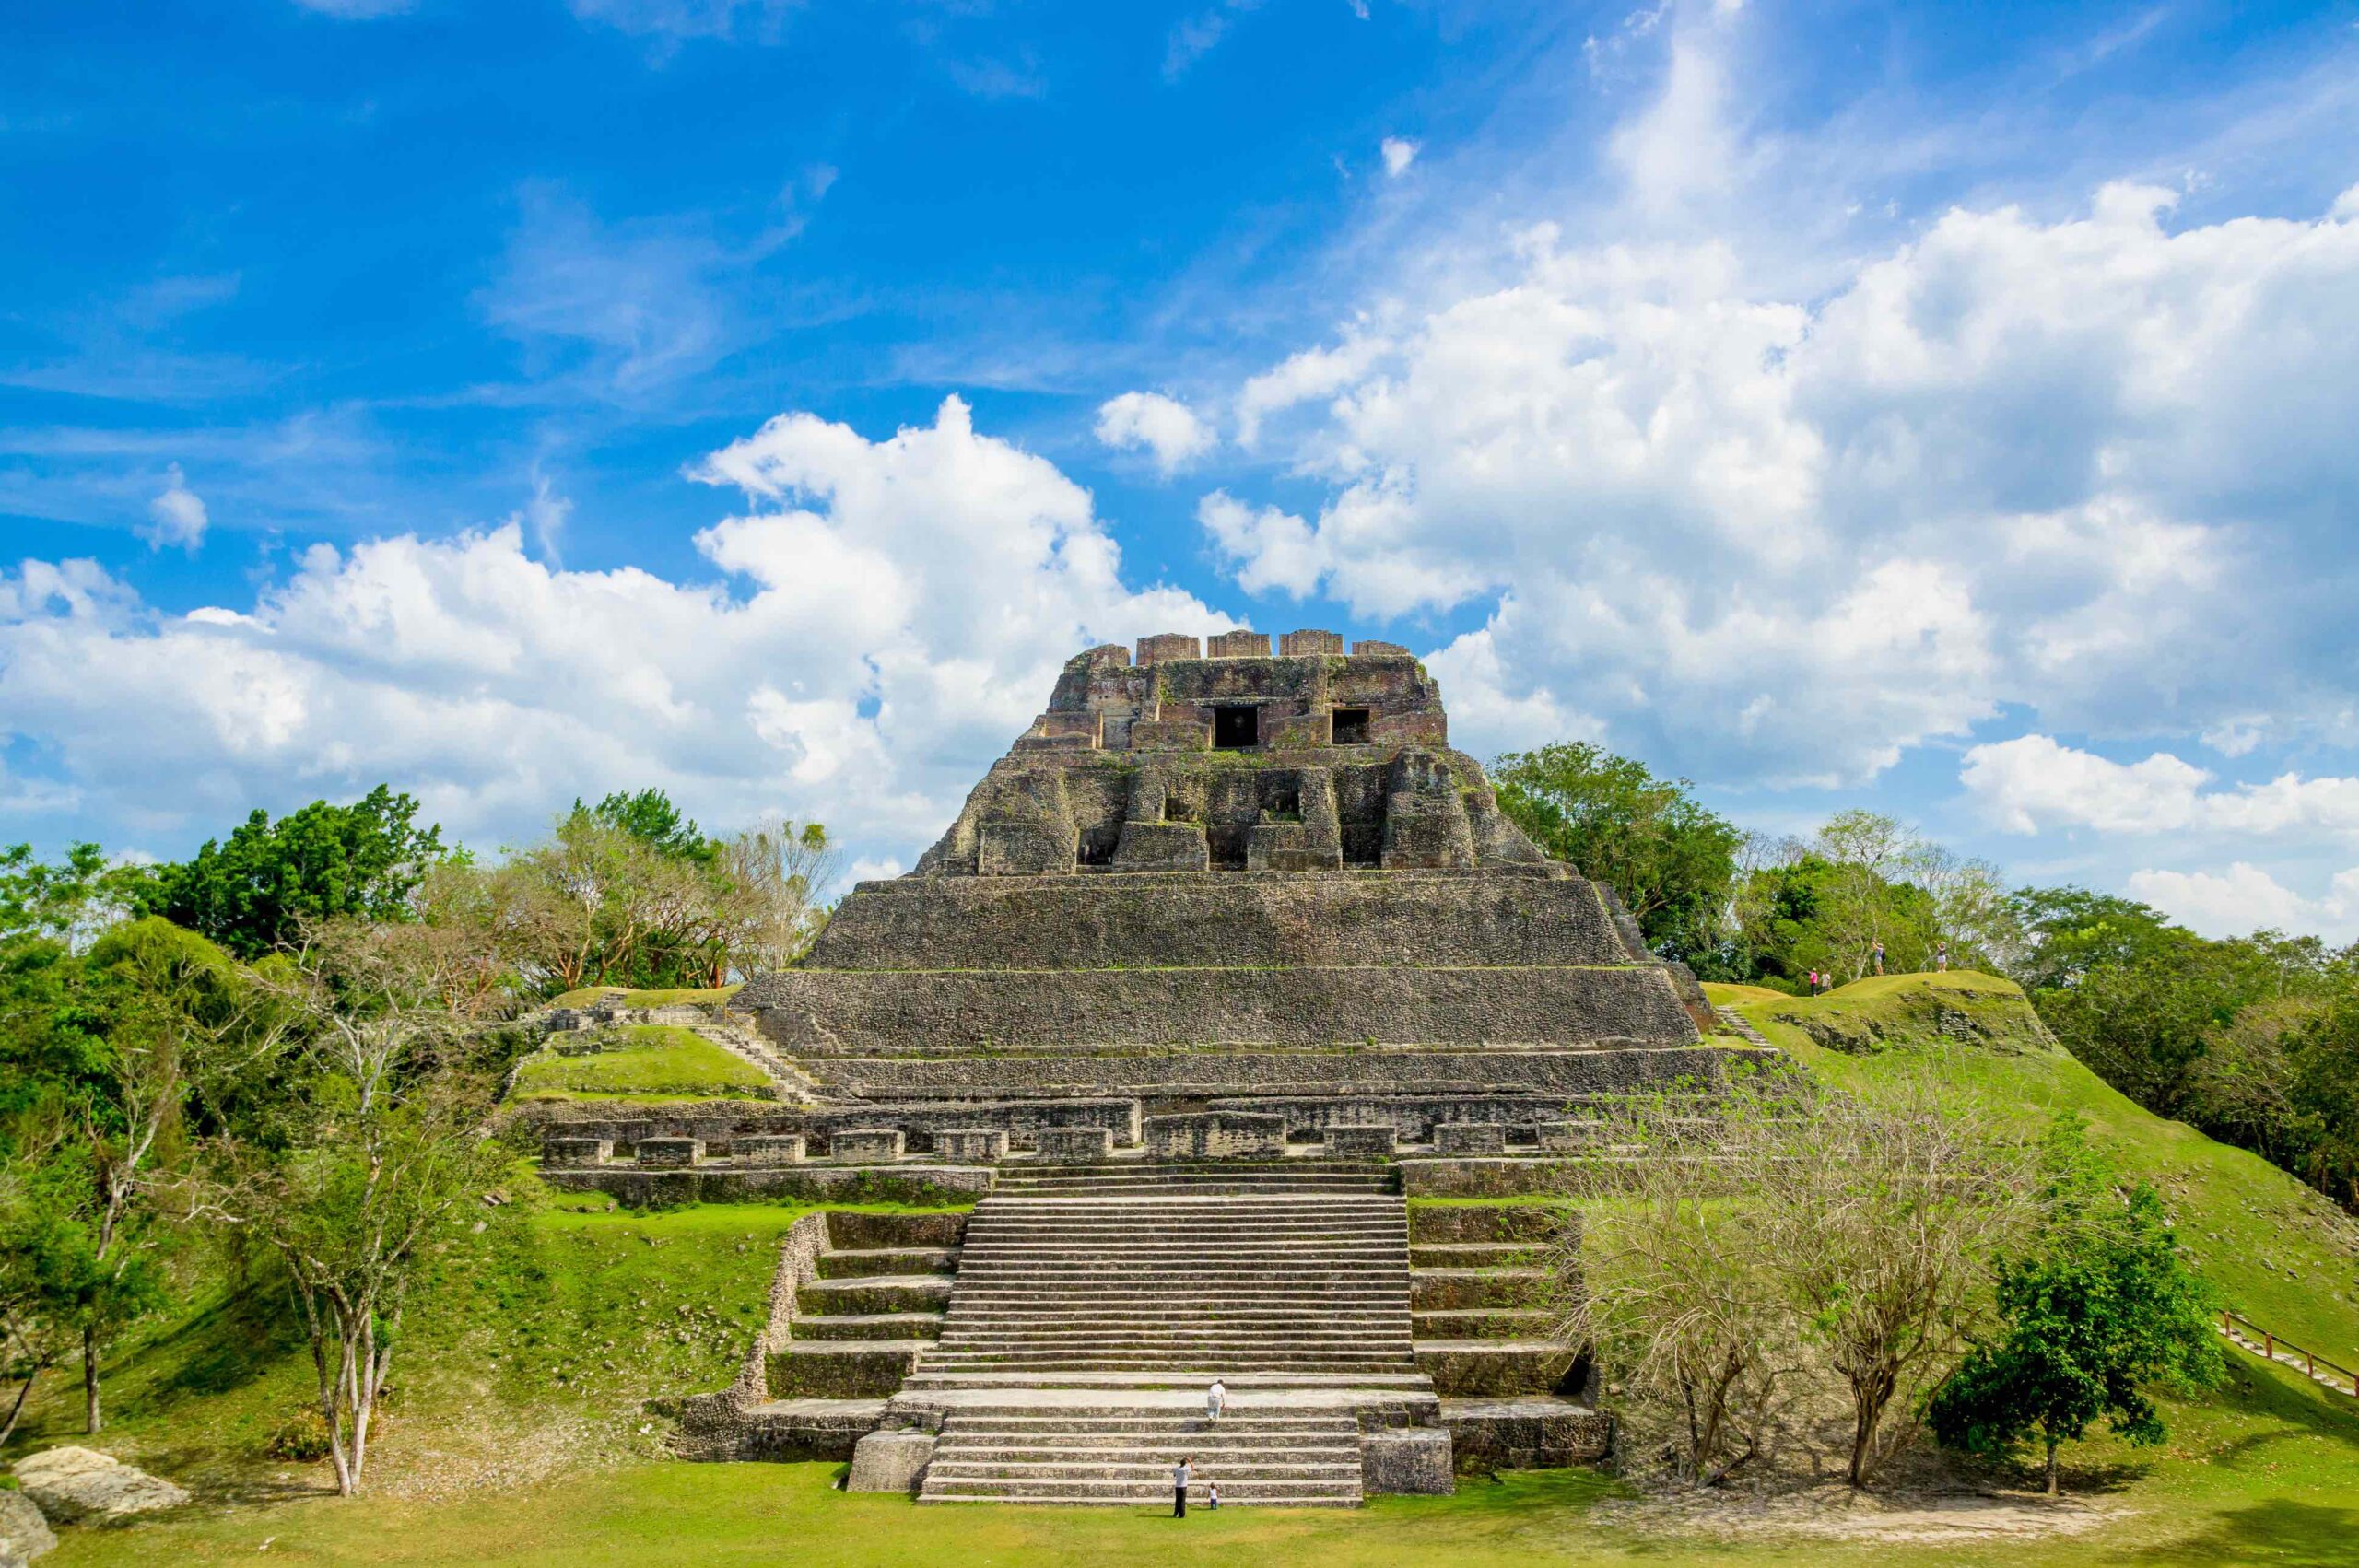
[1490,743,1742,959]
[137,786,445,958]
[1929,1116,2224,1492]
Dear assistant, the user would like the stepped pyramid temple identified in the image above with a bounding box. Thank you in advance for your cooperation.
[534,631,1765,1504]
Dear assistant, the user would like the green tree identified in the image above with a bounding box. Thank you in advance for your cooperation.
[576,789,715,865]
[2283,977,2359,1208]
[0,841,157,949]
[142,786,446,957]
[2004,887,2188,993]
[193,918,510,1496]
[1930,1115,2223,1494]
[1491,743,1742,959]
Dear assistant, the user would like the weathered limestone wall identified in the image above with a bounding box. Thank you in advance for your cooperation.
[801,867,1640,972]
[803,1045,1766,1100]
[740,964,1696,1057]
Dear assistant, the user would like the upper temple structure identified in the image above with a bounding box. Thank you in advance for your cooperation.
[730,630,1719,1106]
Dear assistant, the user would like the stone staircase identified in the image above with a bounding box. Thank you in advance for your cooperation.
[920,1401,1366,1506]
[896,1161,1432,1504]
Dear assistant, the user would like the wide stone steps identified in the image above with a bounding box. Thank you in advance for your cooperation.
[892,1184,1431,1502]
[916,1406,1366,1507]
[903,1369,1435,1390]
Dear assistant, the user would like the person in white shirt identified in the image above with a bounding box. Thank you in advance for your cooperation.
[1172,1456,1194,1517]
[1206,1378,1226,1424]
[1207,1480,1222,1510]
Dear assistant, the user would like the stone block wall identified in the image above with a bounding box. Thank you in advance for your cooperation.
[1144,1111,1286,1159]
[741,964,1701,1058]
[1206,630,1272,658]
[830,1129,905,1162]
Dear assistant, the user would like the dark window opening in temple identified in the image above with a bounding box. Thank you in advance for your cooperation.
[1331,708,1372,744]
[1262,778,1302,819]
[1163,796,1191,822]
[1075,826,1118,866]
[1213,705,1260,749]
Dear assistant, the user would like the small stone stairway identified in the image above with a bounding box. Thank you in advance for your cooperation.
[902,1159,1431,1505]
[921,1399,1365,1505]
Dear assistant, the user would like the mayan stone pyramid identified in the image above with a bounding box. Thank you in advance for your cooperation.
[731,629,1720,1119]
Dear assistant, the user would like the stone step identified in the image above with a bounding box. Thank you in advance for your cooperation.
[901,1370,1435,1390]
[816,1247,961,1279]
[1409,1270,1553,1311]
[941,1413,1353,1431]
[993,1179,1397,1195]
[938,1435,1358,1454]
[796,1276,957,1315]
[938,1329,1410,1344]
[924,1350,1411,1364]
[920,1487,1357,1507]
[1412,1308,1554,1340]
[927,1459,1359,1482]
[1409,1242,1545,1269]
[993,1162,1389,1176]
[796,1312,946,1341]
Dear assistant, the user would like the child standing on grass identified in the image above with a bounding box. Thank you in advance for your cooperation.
[1208,1480,1222,1510]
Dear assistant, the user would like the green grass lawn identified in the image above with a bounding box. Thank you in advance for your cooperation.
[38,1361,2359,1568]
[545,985,743,1010]
[511,1024,772,1101]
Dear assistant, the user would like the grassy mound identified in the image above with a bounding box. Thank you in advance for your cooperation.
[545,985,743,1011]
[1715,973,2359,1367]
[1706,970,2051,1056]
[511,1024,771,1102]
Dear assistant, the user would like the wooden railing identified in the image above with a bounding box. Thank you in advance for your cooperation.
[2221,1310,2359,1398]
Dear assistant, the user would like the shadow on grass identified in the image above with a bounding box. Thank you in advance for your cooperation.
[2118,1499,2359,1567]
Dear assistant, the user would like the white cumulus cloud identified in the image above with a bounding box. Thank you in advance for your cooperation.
[1093,391,1215,476]
[1379,136,1420,177]
[140,465,208,552]
[1961,735,2359,840]
[0,397,1232,866]
[2127,863,2359,942]
[1203,182,2359,781]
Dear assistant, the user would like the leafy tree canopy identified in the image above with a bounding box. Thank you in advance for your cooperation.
[572,789,715,865]
[1929,1115,2223,1493]
[1491,742,1742,959]
[140,786,445,957]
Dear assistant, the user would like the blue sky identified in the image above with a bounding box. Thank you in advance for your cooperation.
[6,0,2359,937]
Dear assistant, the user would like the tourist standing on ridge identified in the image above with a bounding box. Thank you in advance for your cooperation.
[1935,940,1949,972]
[1207,1377,1226,1424]
[1173,1457,1194,1517]
[1807,968,1821,997]
[1872,940,1886,976]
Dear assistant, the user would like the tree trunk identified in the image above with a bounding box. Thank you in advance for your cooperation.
[0,1363,41,1446]
[82,1323,100,1434]
[2045,1432,2060,1496]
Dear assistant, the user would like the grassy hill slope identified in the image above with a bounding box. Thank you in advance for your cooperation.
[1706,973,2359,1369]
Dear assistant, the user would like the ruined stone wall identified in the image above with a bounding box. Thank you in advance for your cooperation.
[798,1046,1766,1100]
[804,868,1642,972]
[739,963,1696,1058]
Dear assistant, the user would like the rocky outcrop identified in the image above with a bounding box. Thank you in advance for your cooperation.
[12,1447,189,1524]
[0,1489,56,1566]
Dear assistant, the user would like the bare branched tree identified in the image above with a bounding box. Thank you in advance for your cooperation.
[1554,1065,2033,1488]
[190,920,507,1495]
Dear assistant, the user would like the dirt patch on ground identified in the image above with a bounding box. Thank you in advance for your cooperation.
[1597,1481,2127,1547]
